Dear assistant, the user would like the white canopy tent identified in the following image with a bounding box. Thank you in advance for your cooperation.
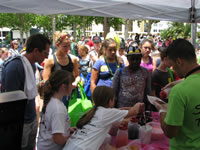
[0,0,198,22]
[0,0,199,44]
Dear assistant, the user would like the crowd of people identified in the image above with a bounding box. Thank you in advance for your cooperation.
[1,32,200,150]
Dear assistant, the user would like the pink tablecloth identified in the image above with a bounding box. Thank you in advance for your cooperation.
[111,112,169,150]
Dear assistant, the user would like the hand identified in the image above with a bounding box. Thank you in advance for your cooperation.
[153,100,168,112]
[72,81,78,88]
[134,103,145,115]
[70,127,77,135]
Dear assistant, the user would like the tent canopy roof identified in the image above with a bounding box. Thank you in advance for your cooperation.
[0,0,199,22]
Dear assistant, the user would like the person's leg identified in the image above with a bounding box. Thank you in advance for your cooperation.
[21,118,38,150]
[21,122,31,150]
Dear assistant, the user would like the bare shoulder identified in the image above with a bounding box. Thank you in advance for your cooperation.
[69,54,79,63]
[44,58,54,68]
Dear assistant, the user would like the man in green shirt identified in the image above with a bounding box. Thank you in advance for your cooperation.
[154,39,200,150]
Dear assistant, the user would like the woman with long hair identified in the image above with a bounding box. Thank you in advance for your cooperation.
[90,38,124,94]
[37,70,75,150]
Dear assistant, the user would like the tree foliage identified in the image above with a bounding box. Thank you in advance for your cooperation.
[160,22,191,40]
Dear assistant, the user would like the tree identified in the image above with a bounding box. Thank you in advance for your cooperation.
[93,17,123,36]
[0,13,36,44]
[160,22,191,40]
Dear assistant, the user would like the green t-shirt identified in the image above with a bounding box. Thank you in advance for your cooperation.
[164,73,200,150]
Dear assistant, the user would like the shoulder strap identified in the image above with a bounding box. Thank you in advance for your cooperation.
[168,68,174,82]
[51,54,57,72]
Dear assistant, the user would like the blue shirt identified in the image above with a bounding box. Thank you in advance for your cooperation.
[93,59,124,87]
[1,58,36,123]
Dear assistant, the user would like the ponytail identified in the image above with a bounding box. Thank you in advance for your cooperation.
[77,86,115,129]
[76,106,97,129]
[39,81,54,113]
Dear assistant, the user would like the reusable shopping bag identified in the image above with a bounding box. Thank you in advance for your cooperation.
[68,82,93,127]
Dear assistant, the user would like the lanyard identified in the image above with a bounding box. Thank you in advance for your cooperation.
[128,67,146,96]
[104,56,119,79]
[185,66,200,78]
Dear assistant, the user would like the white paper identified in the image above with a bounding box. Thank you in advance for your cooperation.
[147,95,166,105]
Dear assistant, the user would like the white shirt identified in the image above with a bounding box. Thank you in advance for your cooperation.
[37,97,70,150]
[63,107,128,150]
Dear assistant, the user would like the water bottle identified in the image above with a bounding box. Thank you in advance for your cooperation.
[128,117,139,140]
[116,122,128,148]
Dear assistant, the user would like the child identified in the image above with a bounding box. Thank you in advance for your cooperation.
[37,70,75,150]
[151,47,176,102]
[63,86,143,150]
[112,44,151,109]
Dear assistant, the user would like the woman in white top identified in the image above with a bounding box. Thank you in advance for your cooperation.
[9,40,19,56]
[63,86,144,150]
[37,70,76,150]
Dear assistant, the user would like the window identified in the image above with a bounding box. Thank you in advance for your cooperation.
[86,24,92,31]
[153,29,157,32]
[2,31,9,37]
[153,24,158,27]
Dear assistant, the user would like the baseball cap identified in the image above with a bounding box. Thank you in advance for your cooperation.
[93,36,101,43]
[126,45,142,56]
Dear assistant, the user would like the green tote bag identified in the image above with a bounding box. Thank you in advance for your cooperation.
[68,82,93,127]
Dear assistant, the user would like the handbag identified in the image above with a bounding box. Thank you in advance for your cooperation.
[68,82,93,127]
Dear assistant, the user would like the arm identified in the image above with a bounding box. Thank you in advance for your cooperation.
[42,58,54,82]
[153,100,180,139]
[162,79,184,90]
[52,133,70,145]
[90,68,99,94]
[71,56,80,86]
[89,53,97,63]
[125,103,144,118]
[159,112,179,138]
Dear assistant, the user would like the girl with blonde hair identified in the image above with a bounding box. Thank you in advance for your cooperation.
[42,32,80,106]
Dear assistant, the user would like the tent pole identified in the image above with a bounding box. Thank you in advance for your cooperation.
[191,23,197,48]
[191,0,196,48]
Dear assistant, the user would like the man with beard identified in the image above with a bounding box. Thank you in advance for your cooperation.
[112,44,151,108]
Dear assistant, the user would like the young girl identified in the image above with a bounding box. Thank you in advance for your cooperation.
[90,38,124,94]
[140,39,155,73]
[63,86,143,150]
[37,70,75,150]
